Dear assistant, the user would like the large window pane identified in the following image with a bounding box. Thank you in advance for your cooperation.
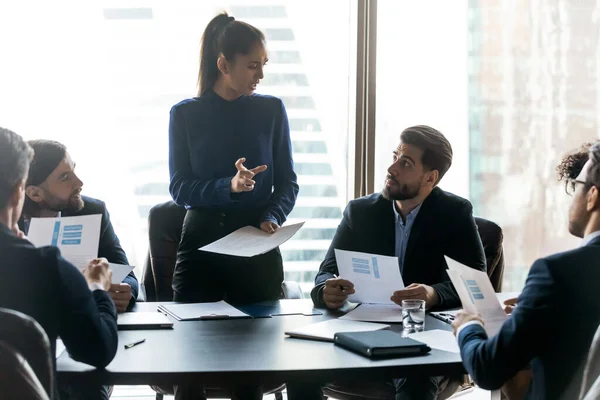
[0,1,356,295]
[467,0,599,289]
[376,0,600,291]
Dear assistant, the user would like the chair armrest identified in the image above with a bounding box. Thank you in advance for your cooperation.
[281,281,303,299]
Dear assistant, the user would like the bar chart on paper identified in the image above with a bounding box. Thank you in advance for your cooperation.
[335,249,404,304]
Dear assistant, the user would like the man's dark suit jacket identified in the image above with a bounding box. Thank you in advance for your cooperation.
[20,196,139,304]
[311,188,486,309]
[0,223,118,395]
[458,236,600,400]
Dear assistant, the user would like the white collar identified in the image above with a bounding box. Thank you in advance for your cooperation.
[581,230,600,247]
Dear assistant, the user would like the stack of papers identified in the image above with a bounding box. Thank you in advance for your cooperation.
[158,301,250,321]
[199,222,304,257]
[445,256,507,336]
[27,214,134,283]
[285,319,390,342]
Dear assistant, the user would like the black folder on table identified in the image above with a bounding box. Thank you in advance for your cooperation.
[333,330,431,358]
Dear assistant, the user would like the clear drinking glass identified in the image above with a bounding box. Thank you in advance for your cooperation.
[402,299,425,332]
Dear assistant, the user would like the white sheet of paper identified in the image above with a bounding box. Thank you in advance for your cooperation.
[158,300,250,320]
[407,329,460,354]
[445,256,507,336]
[109,263,134,284]
[199,222,305,257]
[339,303,404,323]
[285,318,390,342]
[55,338,66,359]
[28,214,101,269]
[335,249,404,304]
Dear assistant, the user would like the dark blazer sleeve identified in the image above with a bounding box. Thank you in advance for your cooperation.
[55,252,118,368]
[457,258,556,389]
[98,204,139,308]
[434,201,486,308]
[311,204,356,307]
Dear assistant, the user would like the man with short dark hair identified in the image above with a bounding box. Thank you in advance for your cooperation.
[19,140,138,312]
[0,127,118,399]
[310,125,486,399]
[19,139,138,400]
[453,142,600,400]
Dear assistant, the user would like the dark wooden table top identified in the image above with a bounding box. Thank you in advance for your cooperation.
[57,300,463,386]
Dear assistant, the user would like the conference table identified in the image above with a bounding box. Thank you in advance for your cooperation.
[56,300,465,387]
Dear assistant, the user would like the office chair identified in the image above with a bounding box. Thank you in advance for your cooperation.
[580,324,600,400]
[0,341,49,400]
[0,308,53,399]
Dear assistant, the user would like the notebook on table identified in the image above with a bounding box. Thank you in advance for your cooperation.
[117,312,174,330]
[333,330,431,358]
[285,319,390,342]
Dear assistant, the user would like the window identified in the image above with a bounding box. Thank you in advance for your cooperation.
[0,1,355,296]
[376,0,598,291]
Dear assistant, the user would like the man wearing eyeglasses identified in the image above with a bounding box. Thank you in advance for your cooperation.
[452,142,600,400]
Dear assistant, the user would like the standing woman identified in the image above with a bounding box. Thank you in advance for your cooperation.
[168,13,298,307]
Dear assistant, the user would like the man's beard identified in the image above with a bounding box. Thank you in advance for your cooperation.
[382,175,422,201]
[40,190,84,213]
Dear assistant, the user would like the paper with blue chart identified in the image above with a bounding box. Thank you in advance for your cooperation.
[335,249,405,305]
[27,214,133,284]
[445,256,507,336]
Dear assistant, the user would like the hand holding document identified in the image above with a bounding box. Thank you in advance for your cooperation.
[199,222,304,257]
[335,249,404,304]
[28,215,102,269]
[27,214,134,284]
[445,256,507,336]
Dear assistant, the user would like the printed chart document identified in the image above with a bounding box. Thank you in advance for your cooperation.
[445,256,507,336]
[28,214,102,269]
[335,249,404,304]
[339,303,404,323]
[407,329,460,354]
[109,263,134,284]
[199,222,304,257]
[285,319,391,342]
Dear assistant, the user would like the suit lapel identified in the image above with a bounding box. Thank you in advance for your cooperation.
[372,195,397,257]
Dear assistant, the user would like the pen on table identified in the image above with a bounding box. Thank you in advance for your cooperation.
[124,338,145,350]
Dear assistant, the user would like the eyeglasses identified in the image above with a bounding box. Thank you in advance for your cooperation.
[566,179,587,196]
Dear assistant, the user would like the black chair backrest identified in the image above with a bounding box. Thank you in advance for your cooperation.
[474,217,505,292]
[0,341,49,400]
[0,308,53,398]
[580,324,600,399]
[144,201,187,302]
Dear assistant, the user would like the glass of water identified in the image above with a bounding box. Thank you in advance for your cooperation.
[402,299,425,332]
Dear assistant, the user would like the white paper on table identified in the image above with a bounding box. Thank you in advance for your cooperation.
[335,249,404,304]
[285,319,391,342]
[445,256,507,336]
[109,263,134,284]
[28,214,101,269]
[407,329,460,354]
[199,222,304,257]
[339,303,404,323]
